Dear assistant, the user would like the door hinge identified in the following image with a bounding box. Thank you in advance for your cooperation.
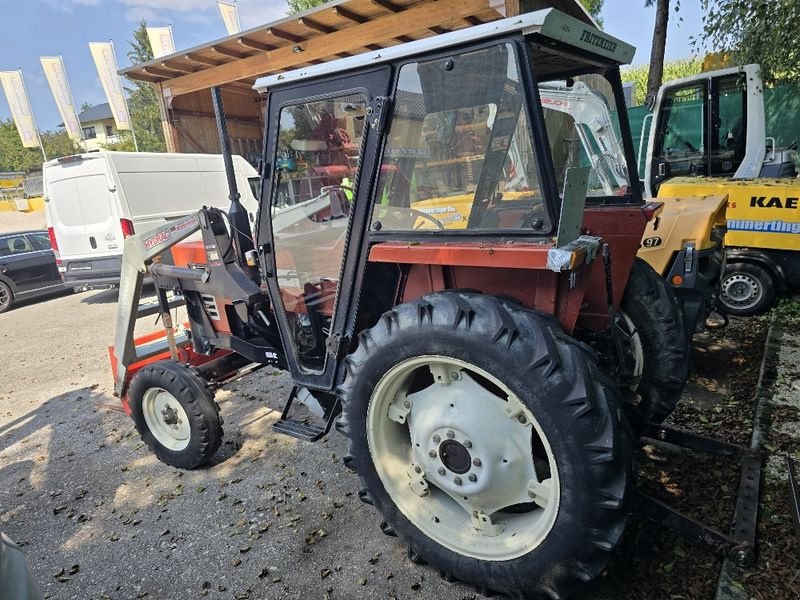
[325,333,350,360]
[367,96,391,134]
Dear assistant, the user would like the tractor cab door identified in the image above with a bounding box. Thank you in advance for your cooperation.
[258,68,391,391]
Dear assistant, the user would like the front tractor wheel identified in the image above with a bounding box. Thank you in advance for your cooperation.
[128,361,223,469]
[339,293,631,599]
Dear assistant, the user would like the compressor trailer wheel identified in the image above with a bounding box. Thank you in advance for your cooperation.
[339,293,632,599]
[128,361,223,469]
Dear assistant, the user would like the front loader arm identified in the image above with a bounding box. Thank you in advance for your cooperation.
[113,212,202,396]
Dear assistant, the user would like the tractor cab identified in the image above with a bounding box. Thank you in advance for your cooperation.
[253,10,649,391]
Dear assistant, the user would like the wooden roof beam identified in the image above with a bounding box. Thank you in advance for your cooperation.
[267,27,303,44]
[370,0,449,35]
[298,16,335,34]
[160,61,200,74]
[142,66,178,78]
[185,54,223,67]
[238,37,275,52]
[212,45,247,59]
[164,0,490,97]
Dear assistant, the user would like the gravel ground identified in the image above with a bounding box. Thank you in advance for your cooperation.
[0,280,794,600]
[0,210,46,233]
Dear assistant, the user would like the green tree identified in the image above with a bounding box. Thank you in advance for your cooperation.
[622,57,701,106]
[0,120,79,172]
[644,0,673,105]
[580,0,604,26]
[696,0,800,85]
[122,20,167,152]
[286,0,324,13]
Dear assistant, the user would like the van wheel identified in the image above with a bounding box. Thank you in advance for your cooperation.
[338,292,631,599]
[0,281,13,314]
[128,361,223,469]
[719,262,776,316]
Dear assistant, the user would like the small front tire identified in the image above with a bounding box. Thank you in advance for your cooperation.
[128,361,223,469]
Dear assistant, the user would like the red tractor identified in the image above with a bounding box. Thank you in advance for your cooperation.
[111,10,699,598]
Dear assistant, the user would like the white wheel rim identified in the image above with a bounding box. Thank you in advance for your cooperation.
[617,311,644,388]
[366,356,560,561]
[721,273,761,309]
[142,387,191,451]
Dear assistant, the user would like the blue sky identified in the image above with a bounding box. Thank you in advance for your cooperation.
[0,0,704,131]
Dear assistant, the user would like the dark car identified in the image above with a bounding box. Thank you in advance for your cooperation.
[0,230,67,314]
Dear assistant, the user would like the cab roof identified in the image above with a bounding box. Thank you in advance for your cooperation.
[254,8,634,93]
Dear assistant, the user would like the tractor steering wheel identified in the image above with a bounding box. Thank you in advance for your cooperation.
[408,208,446,230]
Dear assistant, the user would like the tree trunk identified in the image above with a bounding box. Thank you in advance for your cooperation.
[646,0,670,106]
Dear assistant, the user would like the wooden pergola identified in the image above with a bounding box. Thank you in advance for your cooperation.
[121,0,595,155]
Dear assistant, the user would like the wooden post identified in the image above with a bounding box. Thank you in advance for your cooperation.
[157,83,181,153]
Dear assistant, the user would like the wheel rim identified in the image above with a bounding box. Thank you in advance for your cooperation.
[0,284,10,311]
[720,273,761,310]
[142,387,191,451]
[366,355,560,561]
[616,311,644,388]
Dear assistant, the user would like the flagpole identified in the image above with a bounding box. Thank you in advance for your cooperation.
[110,40,139,152]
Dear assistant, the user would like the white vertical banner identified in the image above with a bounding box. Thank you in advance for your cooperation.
[146,26,175,59]
[89,41,132,131]
[40,56,82,142]
[0,70,41,149]
[218,0,241,35]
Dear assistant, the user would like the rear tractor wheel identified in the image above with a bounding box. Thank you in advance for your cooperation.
[338,292,632,599]
[617,258,690,426]
[128,360,223,469]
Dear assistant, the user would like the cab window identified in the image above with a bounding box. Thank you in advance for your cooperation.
[372,43,548,233]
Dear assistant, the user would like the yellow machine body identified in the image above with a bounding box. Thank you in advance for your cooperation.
[638,193,728,275]
[659,177,800,252]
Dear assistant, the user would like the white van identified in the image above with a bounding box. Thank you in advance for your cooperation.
[43,152,260,288]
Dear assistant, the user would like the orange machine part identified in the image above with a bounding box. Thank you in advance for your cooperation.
[171,241,207,267]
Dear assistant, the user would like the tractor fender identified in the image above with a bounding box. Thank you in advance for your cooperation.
[637,194,728,276]
[723,248,788,290]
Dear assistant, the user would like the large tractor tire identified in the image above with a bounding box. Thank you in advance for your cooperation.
[718,262,777,316]
[128,360,223,469]
[619,258,690,425]
[338,292,632,599]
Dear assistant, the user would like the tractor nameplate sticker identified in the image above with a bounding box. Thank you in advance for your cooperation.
[144,229,170,250]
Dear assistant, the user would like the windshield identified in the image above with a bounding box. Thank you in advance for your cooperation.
[539,75,631,198]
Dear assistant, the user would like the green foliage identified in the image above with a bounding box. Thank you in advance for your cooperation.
[696,0,800,85]
[122,20,167,152]
[579,0,603,26]
[621,57,702,106]
[286,0,325,14]
[0,120,79,172]
[101,131,137,152]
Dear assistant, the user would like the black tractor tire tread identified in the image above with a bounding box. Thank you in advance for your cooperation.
[621,258,690,424]
[128,360,223,469]
[338,291,632,600]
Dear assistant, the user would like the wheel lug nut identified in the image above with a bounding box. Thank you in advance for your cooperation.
[414,465,422,474]
[446,430,455,439]
[473,458,481,467]
[453,476,462,486]
[437,467,446,476]
[517,415,527,424]
[463,440,472,448]
[428,450,437,458]
[432,434,441,444]
[468,474,477,482]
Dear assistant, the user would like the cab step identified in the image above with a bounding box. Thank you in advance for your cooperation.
[272,386,340,442]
